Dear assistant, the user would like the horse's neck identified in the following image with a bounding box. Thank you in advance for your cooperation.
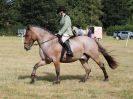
[37,31,54,43]
[38,31,58,47]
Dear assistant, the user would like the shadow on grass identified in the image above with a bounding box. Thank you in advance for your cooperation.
[18,72,83,82]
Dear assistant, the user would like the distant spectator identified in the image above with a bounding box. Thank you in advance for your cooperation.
[78,27,83,36]
[88,27,94,38]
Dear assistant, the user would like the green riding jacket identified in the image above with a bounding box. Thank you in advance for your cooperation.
[58,15,73,36]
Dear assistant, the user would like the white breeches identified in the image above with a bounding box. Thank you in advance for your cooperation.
[61,34,70,43]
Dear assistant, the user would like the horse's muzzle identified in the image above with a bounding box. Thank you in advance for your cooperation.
[24,44,32,51]
[24,46,30,51]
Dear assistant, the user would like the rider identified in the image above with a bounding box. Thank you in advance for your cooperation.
[55,6,73,57]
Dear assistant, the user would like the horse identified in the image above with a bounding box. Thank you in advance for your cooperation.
[24,25,118,84]
[72,26,89,36]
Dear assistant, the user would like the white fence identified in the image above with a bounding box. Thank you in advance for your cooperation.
[17,29,26,43]
[17,29,26,37]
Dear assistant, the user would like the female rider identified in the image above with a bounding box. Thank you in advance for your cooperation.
[55,6,73,57]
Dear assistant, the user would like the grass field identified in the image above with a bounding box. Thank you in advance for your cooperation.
[0,36,133,99]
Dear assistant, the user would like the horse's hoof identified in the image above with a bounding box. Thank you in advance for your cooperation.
[103,78,109,81]
[30,79,35,84]
[53,80,60,84]
[79,78,86,83]
[30,74,37,84]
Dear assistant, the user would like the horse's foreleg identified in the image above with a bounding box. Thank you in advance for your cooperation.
[79,59,91,82]
[30,60,47,83]
[53,61,60,84]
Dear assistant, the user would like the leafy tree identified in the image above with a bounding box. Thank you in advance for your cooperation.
[10,0,22,24]
[0,0,24,35]
[89,0,103,26]
[67,0,103,27]
[102,0,130,28]
[1,0,133,36]
[67,0,88,28]
[127,0,133,24]
[0,0,11,28]
[20,0,58,32]
[67,0,103,28]
[55,0,67,5]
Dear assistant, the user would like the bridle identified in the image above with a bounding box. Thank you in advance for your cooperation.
[33,36,57,46]
[24,26,58,46]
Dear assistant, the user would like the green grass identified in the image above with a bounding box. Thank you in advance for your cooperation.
[0,36,133,99]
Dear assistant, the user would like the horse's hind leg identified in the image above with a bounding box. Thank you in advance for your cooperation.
[79,59,91,82]
[91,54,109,81]
[100,63,109,81]
[31,60,47,83]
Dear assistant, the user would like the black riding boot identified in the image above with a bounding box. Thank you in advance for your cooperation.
[63,40,73,57]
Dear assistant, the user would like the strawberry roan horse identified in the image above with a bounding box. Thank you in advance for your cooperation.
[24,25,118,84]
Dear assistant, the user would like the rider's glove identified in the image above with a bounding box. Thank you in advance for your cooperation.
[54,34,61,38]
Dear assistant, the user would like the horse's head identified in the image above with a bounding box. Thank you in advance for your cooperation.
[24,25,37,51]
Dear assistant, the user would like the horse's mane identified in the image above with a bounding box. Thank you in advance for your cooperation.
[27,24,54,35]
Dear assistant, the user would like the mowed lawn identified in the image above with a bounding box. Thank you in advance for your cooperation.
[0,36,133,99]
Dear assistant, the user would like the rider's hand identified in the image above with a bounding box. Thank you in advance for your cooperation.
[54,34,61,38]
[54,33,57,36]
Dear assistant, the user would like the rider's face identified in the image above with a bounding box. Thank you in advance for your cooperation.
[58,11,63,16]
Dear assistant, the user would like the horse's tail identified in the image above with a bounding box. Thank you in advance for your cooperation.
[96,40,118,69]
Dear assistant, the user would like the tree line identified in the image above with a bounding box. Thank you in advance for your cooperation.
[0,0,133,35]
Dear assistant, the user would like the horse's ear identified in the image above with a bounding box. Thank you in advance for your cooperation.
[27,24,32,30]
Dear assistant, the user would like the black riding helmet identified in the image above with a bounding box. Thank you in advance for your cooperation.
[56,6,66,14]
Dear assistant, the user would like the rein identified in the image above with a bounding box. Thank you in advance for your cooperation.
[33,36,57,46]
